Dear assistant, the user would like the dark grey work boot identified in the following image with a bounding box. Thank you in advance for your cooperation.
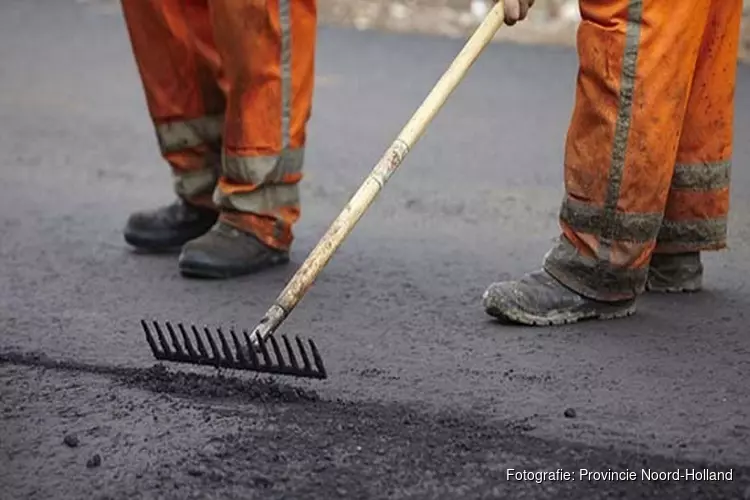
[178,221,290,279]
[124,199,218,252]
[646,252,703,293]
[482,269,636,326]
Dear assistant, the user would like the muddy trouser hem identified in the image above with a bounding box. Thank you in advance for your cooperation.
[212,148,305,251]
[543,236,646,303]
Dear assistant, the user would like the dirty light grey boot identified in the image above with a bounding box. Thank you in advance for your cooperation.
[482,269,636,326]
[646,252,703,293]
[178,221,290,279]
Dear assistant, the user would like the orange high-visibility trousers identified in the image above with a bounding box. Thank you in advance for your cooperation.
[543,0,742,302]
[120,0,317,251]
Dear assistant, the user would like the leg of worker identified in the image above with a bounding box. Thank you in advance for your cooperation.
[647,0,743,293]
[482,0,711,325]
[179,0,317,278]
[121,0,226,251]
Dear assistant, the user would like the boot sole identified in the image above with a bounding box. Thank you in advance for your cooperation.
[124,239,183,254]
[645,282,702,293]
[645,268,703,294]
[485,301,636,326]
[124,230,212,254]
[179,255,290,279]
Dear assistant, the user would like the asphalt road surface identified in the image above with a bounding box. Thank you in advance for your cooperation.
[2,1,750,499]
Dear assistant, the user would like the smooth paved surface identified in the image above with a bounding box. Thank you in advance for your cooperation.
[1,1,749,498]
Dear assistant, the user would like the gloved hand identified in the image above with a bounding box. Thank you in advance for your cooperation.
[495,0,535,26]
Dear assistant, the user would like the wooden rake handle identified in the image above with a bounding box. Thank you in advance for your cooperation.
[250,2,506,345]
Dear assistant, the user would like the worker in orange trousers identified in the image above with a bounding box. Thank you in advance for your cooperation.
[484,0,742,324]
[120,0,316,279]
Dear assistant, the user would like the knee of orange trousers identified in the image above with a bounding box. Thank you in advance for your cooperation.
[120,0,227,124]
[672,0,740,168]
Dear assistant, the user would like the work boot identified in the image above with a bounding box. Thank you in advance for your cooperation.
[178,221,290,279]
[124,199,218,251]
[482,269,636,326]
[646,252,703,293]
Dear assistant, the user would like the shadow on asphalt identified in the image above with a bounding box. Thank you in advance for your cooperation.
[0,350,319,403]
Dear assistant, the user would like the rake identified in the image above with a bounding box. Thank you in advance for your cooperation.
[142,320,326,378]
[142,2,508,379]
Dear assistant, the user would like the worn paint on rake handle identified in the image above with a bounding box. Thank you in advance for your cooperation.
[249,3,507,345]
[278,140,409,299]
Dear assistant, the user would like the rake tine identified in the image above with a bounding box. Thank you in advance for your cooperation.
[242,330,261,368]
[269,335,286,369]
[282,335,300,371]
[230,329,248,367]
[152,321,173,356]
[242,330,260,368]
[177,323,199,359]
[165,322,185,357]
[216,328,236,365]
[295,336,313,371]
[203,327,222,364]
[309,339,326,377]
[191,325,210,360]
[255,331,274,368]
[142,320,161,356]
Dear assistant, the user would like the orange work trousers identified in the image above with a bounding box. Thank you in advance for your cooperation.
[121,0,317,251]
[544,0,742,301]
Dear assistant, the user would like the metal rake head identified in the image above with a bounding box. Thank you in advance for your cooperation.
[141,320,327,379]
